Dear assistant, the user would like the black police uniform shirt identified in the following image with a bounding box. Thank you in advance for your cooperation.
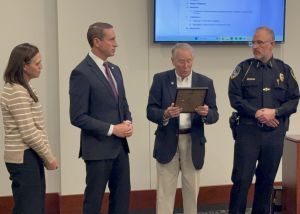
[228,57,299,121]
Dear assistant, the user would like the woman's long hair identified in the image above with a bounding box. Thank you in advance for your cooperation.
[4,43,39,102]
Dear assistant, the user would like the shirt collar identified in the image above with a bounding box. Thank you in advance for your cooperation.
[175,70,193,83]
[255,57,274,68]
[89,51,105,69]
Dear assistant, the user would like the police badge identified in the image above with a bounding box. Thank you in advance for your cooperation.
[279,73,284,82]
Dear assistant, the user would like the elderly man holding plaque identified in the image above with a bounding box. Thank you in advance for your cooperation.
[147,43,219,214]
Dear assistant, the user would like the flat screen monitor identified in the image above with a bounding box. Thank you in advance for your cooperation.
[154,0,286,44]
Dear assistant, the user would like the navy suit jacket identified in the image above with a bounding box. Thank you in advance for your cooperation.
[147,70,218,169]
[69,55,131,160]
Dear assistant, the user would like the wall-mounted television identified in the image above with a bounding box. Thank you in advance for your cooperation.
[154,0,286,44]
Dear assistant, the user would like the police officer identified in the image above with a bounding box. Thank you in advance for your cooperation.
[228,26,300,213]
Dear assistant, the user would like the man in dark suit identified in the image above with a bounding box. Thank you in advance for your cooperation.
[69,22,133,214]
[147,43,219,214]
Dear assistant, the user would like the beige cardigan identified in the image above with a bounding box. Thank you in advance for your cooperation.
[1,83,55,164]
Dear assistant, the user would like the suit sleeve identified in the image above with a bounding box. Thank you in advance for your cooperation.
[118,69,132,121]
[69,69,111,135]
[146,74,165,125]
[203,79,219,124]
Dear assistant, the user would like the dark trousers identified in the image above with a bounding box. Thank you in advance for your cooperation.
[6,149,46,214]
[229,124,285,214]
[83,147,131,214]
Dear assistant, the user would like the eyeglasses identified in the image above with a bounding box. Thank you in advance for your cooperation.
[248,40,273,47]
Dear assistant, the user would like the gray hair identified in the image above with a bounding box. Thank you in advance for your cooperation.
[171,43,194,58]
[255,26,275,41]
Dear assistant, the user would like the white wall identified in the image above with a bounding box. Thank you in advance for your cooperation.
[284,0,300,129]
[1,0,299,196]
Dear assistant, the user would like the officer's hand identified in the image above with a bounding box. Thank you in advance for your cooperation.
[265,118,280,128]
[163,103,182,119]
[195,104,209,116]
[255,108,276,123]
[255,109,264,119]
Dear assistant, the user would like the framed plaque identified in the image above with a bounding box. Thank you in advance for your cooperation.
[175,87,208,113]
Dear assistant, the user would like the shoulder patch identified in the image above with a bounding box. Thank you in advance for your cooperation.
[290,68,297,80]
[230,66,241,79]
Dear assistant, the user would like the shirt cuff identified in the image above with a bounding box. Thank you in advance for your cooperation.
[107,125,114,136]
[162,118,169,126]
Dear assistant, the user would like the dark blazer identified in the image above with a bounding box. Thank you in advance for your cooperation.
[69,55,131,160]
[147,70,218,169]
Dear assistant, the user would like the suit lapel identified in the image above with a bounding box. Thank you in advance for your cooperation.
[191,71,199,87]
[191,71,200,118]
[191,72,207,119]
[167,70,177,102]
[167,70,180,127]
[107,63,121,91]
[86,55,118,100]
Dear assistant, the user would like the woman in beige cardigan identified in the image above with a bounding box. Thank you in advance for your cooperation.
[1,43,58,214]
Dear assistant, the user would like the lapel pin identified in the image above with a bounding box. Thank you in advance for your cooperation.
[171,82,174,85]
